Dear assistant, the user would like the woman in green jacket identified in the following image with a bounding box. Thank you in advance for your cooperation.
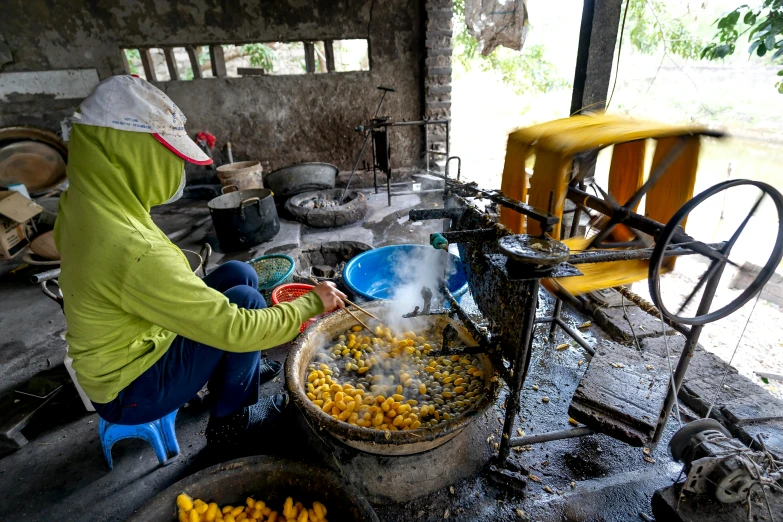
[54,75,345,445]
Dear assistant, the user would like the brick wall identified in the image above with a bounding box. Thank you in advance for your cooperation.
[424,0,452,150]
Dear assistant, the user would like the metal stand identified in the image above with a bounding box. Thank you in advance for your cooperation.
[407,173,783,493]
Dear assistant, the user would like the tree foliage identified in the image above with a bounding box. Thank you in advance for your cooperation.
[701,1,783,92]
[624,0,704,59]
[241,43,276,72]
[452,0,569,95]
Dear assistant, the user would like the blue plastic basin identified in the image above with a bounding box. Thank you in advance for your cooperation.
[343,244,469,302]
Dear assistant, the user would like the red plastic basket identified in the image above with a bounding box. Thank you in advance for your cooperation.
[271,283,320,333]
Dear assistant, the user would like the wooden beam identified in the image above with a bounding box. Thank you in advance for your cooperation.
[209,45,227,78]
[570,0,623,114]
[324,40,335,72]
[139,48,157,82]
[163,48,180,80]
[119,49,131,75]
[304,42,315,73]
[185,46,203,79]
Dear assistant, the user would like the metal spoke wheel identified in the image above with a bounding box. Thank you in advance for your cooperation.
[649,179,783,326]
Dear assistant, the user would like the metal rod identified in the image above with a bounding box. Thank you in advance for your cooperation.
[448,183,558,227]
[424,124,430,174]
[371,132,379,195]
[567,243,726,264]
[510,426,594,447]
[549,300,563,338]
[439,285,493,349]
[553,317,595,356]
[387,161,392,207]
[30,269,61,284]
[651,258,725,443]
[341,131,373,204]
[498,279,541,464]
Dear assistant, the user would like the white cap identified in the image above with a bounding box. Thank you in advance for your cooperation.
[71,75,212,165]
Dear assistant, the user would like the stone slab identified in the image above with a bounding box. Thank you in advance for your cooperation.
[640,335,702,359]
[569,340,670,446]
[592,304,675,344]
[737,419,783,457]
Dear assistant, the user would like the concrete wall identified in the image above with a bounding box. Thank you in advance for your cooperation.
[0,0,426,175]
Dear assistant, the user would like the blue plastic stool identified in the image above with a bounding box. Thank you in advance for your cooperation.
[98,409,180,470]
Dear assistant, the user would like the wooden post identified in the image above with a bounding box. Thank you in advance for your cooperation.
[164,48,181,80]
[119,49,132,75]
[304,42,315,73]
[139,48,157,82]
[209,44,227,77]
[570,0,623,114]
[324,40,335,72]
[185,46,203,79]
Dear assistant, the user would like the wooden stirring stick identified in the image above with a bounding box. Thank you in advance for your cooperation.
[307,276,383,323]
[308,276,372,331]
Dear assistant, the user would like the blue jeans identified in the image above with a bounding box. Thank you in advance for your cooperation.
[93,261,267,425]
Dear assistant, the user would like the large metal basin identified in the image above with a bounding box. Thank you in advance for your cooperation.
[285,301,497,456]
[263,162,337,199]
[127,456,379,522]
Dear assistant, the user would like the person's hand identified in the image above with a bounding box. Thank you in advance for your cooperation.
[312,281,346,312]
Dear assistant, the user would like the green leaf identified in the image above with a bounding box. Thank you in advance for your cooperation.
[744,11,755,24]
[777,70,783,76]
[716,44,732,58]
[778,81,783,93]
[774,46,783,59]
[749,40,761,55]
[758,42,768,56]
[766,34,777,51]
[762,377,770,384]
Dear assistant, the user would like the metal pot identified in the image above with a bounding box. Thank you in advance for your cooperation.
[285,301,498,456]
[208,186,280,252]
[126,456,380,522]
[264,162,338,199]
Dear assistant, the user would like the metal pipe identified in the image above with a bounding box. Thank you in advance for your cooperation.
[341,131,373,204]
[553,317,595,356]
[510,426,594,447]
[567,243,726,264]
[651,254,726,444]
[424,124,430,174]
[30,269,61,283]
[440,285,493,349]
[498,279,541,464]
[549,300,563,338]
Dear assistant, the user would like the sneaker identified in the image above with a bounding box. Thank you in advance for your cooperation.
[259,359,283,385]
[205,392,288,446]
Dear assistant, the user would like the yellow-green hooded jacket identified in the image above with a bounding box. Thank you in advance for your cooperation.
[54,124,323,404]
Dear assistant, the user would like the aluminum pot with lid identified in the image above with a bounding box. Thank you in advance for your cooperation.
[208,185,280,252]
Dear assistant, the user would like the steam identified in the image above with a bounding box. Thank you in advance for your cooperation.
[383,246,457,331]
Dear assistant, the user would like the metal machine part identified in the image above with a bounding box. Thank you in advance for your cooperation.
[407,165,783,491]
[669,419,783,505]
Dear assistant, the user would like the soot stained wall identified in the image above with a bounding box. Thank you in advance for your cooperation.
[0,0,425,174]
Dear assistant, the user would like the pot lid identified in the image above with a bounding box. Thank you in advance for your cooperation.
[0,141,67,194]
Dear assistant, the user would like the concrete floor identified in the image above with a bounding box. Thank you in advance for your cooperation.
[0,189,732,521]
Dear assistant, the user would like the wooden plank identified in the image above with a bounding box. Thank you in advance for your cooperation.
[163,48,180,81]
[139,48,157,82]
[324,40,335,72]
[185,46,203,79]
[304,42,315,73]
[569,340,670,446]
[209,44,227,78]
